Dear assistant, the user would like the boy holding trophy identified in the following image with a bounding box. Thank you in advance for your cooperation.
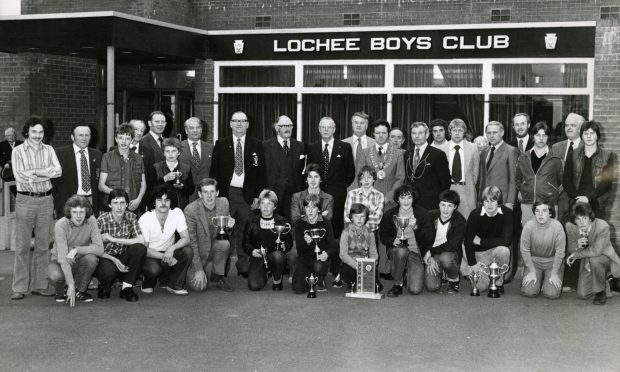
[339,204,379,292]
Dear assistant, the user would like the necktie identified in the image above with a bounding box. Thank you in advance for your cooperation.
[157,136,163,149]
[322,143,330,179]
[234,138,243,176]
[283,140,289,154]
[413,148,420,168]
[79,149,91,193]
[566,141,574,162]
[378,146,383,157]
[487,146,496,170]
[355,138,363,169]
[452,145,462,183]
[192,142,200,168]
[518,139,524,153]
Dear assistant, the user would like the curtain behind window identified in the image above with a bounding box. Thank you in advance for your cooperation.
[438,64,482,87]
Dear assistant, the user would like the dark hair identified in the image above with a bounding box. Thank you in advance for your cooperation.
[70,123,92,137]
[571,202,596,222]
[531,121,551,137]
[64,195,93,219]
[357,165,377,184]
[115,123,134,138]
[439,189,460,208]
[305,163,323,182]
[198,178,218,192]
[430,118,448,131]
[349,203,369,220]
[371,119,391,133]
[532,199,556,219]
[22,116,47,138]
[149,184,178,210]
[107,189,130,205]
[302,193,320,208]
[148,111,165,122]
[162,137,181,151]
[580,120,602,142]
[393,184,419,204]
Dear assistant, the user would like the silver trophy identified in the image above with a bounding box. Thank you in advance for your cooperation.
[468,271,481,296]
[211,216,230,240]
[271,223,291,251]
[259,245,270,274]
[174,170,182,187]
[480,260,509,298]
[306,272,319,298]
[304,228,326,260]
[393,215,411,248]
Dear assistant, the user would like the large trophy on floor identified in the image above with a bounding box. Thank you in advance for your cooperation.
[304,228,326,260]
[271,223,291,251]
[211,216,230,240]
[393,215,410,248]
[345,257,384,300]
[480,260,509,298]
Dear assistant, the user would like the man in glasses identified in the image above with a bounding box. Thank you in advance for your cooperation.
[262,115,306,222]
[210,111,265,278]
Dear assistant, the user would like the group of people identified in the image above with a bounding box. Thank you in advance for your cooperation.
[3,108,618,306]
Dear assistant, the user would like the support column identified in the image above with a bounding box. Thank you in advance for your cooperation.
[106,46,115,148]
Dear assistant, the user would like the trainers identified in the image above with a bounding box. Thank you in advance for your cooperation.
[387,285,403,298]
[214,278,234,292]
[55,293,67,303]
[141,285,154,294]
[166,286,189,296]
[317,280,327,292]
[447,281,459,294]
[76,291,94,302]
[332,279,344,288]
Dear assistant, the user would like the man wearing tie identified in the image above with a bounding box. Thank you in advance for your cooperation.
[128,119,146,154]
[53,124,102,217]
[139,111,167,193]
[404,121,451,212]
[343,112,375,191]
[263,115,305,222]
[210,111,265,278]
[180,117,213,202]
[510,113,534,154]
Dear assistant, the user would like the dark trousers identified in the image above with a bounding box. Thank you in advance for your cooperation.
[229,187,251,275]
[292,257,330,294]
[142,246,193,290]
[96,244,147,287]
[248,250,286,291]
[340,264,358,286]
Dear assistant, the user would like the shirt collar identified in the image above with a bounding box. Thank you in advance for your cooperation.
[322,138,334,148]
[517,135,529,145]
[354,135,368,147]
[569,138,581,147]
[73,143,88,155]
[490,140,504,150]
[481,206,503,216]
[375,143,387,152]
[189,139,201,147]
[233,134,246,144]
[415,142,428,153]
[149,131,162,141]
[450,140,464,150]
[277,135,290,147]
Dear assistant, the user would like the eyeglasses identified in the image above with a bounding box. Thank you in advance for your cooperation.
[231,119,248,124]
[277,124,294,128]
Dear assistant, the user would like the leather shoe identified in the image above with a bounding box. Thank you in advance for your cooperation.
[10,292,25,300]
[97,285,111,299]
[120,287,139,302]
[272,282,283,291]
[593,291,607,305]
[237,272,248,279]
[387,285,403,298]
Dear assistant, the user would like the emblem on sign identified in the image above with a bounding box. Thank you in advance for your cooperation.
[544,33,557,50]
[234,40,244,54]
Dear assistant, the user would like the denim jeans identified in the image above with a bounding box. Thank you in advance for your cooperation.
[47,254,99,293]
[248,250,286,291]
[142,246,193,290]
[577,255,610,299]
[13,194,53,294]
[390,247,425,294]
[425,251,460,292]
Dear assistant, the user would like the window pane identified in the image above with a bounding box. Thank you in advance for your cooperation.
[303,65,384,87]
[489,95,589,143]
[492,64,587,88]
[152,70,195,89]
[394,64,482,87]
[220,66,295,87]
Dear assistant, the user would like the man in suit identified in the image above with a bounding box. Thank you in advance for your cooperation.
[389,127,406,151]
[180,117,213,202]
[263,115,305,222]
[52,123,102,217]
[139,111,167,196]
[0,127,23,194]
[478,121,518,211]
[129,119,146,154]
[549,112,586,292]
[404,121,451,212]
[430,118,449,148]
[307,116,355,239]
[210,111,266,278]
[343,112,376,191]
[510,113,534,154]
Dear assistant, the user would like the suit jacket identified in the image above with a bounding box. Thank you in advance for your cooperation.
[306,139,355,200]
[210,135,266,205]
[437,141,480,215]
[184,197,230,271]
[343,135,376,190]
[549,139,584,165]
[510,136,534,154]
[403,145,451,211]
[180,139,213,201]
[290,189,334,224]
[0,140,22,166]
[262,137,306,200]
[52,145,102,216]
[139,133,166,192]
[362,143,404,203]
[478,142,518,206]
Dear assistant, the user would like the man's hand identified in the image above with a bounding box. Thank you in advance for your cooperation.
[317,251,328,262]
[227,217,236,228]
[548,274,562,289]
[191,270,208,291]
[66,284,76,308]
[393,238,401,246]
[470,263,482,273]
[566,253,576,267]
[128,198,141,211]
[426,256,439,276]
[304,233,313,245]
[251,249,263,258]
[576,196,589,204]
[473,235,481,245]
[522,271,537,287]
[111,257,129,273]
[162,249,177,266]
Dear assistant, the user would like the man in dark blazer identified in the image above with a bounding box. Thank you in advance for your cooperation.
[139,111,167,197]
[306,116,355,239]
[509,113,534,154]
[404,121,451,212]
[180,117,213,202]
[262,115,305,222]
[52,124,102,217]
[210,111,266,277]
[0,127,22,168]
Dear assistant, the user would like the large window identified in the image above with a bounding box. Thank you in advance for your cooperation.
[304,65,384,87]
[220,66,295,87]
[492,64,587,88]
[394,64,482,87]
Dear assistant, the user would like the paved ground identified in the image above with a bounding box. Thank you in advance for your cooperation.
[0,250,619,372]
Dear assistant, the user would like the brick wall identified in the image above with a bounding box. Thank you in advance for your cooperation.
[0,54,30,142]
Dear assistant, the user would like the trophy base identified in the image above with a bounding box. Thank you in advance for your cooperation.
[487,289,501,298]
[470,291,480,297]
[215,234,228,241]
[345,292,384,300]
[307,292,316,298]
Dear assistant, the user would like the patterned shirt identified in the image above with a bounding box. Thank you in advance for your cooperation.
[97,211,142,256]
[12,140,62,192]
[343,186,385,231]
